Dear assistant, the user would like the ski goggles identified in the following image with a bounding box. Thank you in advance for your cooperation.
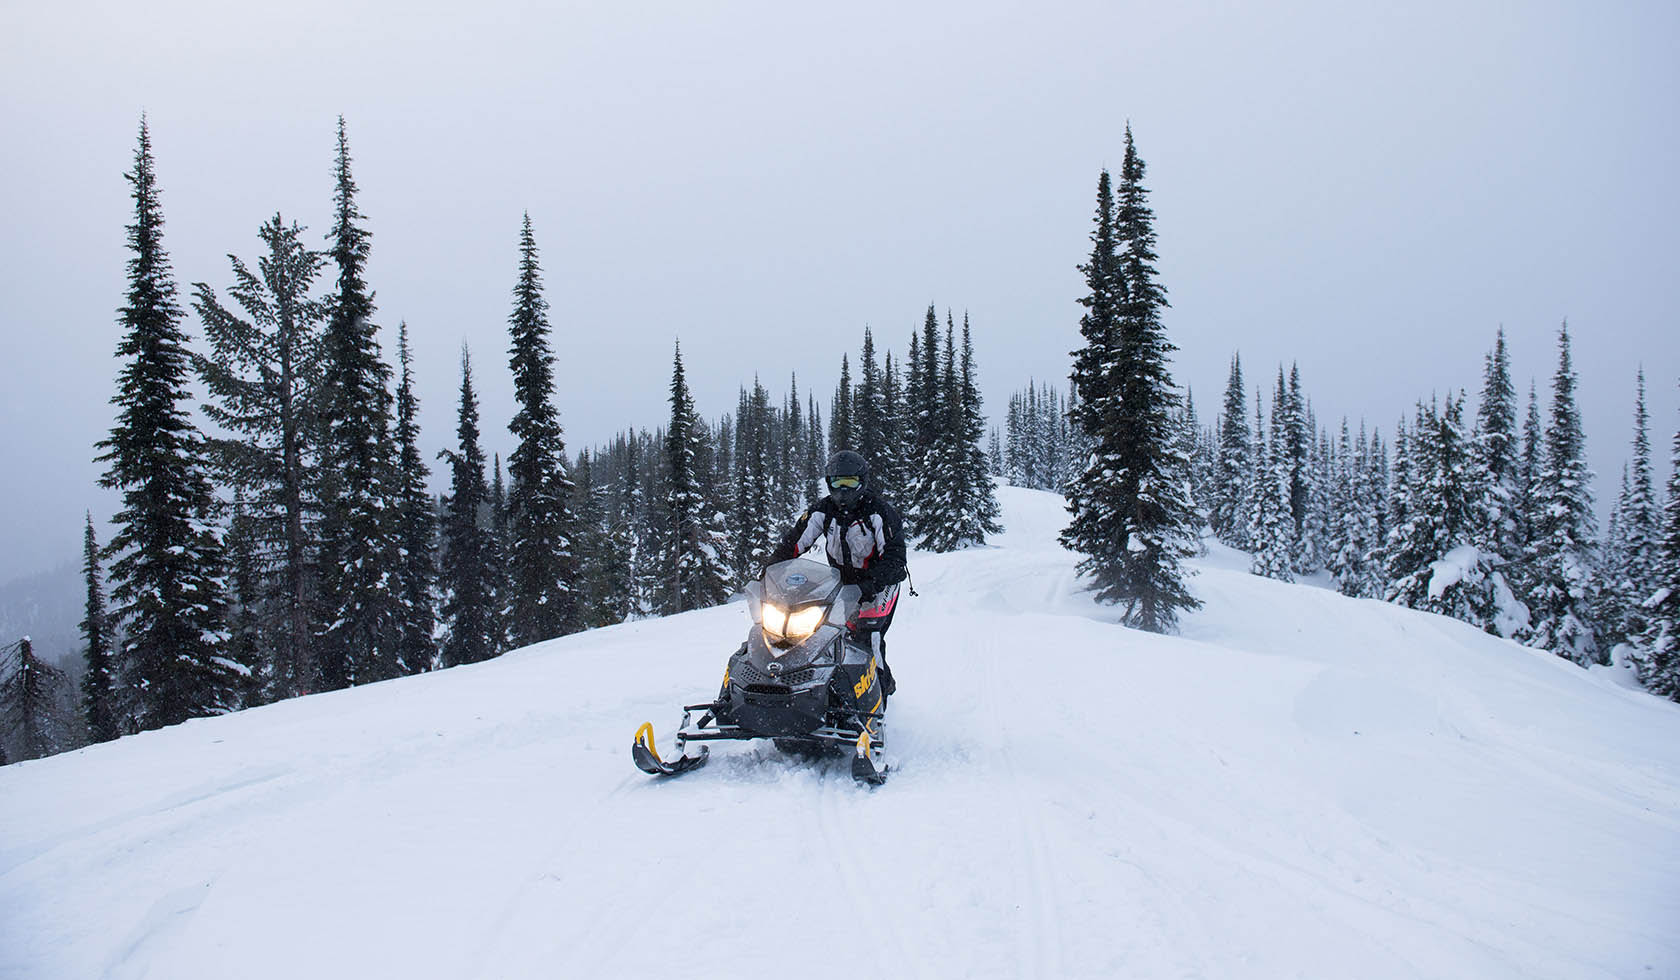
[827,475,862,489]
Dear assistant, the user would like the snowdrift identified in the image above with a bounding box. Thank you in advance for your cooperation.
[3,487,1677,979]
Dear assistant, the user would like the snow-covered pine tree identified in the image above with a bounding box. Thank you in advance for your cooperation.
[1,639,79,763]
[1062,135,1201,631]
[663,343,732,612]
[855,330,885,489]
[1283,364,1314,573]
[1178,387,1209,534]
[192,213,327,699]
[1635,381,1680,700]
[505,213,580,645]
[1307,422,1335,575]
[876,354,906,500]
[951,315,1001,546]
[619,433,660,619]
[785,375,807,508]
[729,379,777,579]
[806,394,826,500]
[1329,420,1370,595]
[315,118,404,688]
[1473,329,1522,572]
[96,118,241,729]
[1213,353,1251,547]
[438,347,500,667]
[915,318,968,551]
[393,324,436,673]
[830,354,854,459]
[1513,382,1545,598]
[1388,394,1498,625]
[80,514,118,743]
[775,380,802,521]
[579,447,633,628]
[1248,386,1295,582]
[1525,323,1600,665]
[904,307,945,536]
[1606,369,1662,651]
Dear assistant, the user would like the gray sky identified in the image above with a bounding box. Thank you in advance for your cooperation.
[2,0,1676,584]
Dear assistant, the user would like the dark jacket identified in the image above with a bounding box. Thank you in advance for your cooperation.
[766,490,908,598]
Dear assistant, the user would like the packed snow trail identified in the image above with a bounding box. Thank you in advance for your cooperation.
[3,487,1678,979]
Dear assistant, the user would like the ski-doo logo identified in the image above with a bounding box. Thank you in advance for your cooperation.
[786,572,807,587]
[853,660,876,698]
[767,661,783,677]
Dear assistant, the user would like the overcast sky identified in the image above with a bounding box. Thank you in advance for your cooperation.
[2,0,1676,585]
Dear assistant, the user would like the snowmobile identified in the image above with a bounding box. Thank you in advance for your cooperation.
[632,558,890,785]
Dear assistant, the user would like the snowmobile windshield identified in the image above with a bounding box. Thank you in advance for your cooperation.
[762,559,842,606]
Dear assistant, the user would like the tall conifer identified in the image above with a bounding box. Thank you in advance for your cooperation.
[663,343,732,612]
[1526,323,1600,665]
[193,213,327,698]
[315,117,403,687]
[1062,131,1201,631]
[80,514,118,742]
[505,213,579,644]
[96,119,240,729]
[393,324,436,672]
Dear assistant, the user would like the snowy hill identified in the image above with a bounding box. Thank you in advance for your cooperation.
[3,486,1678,979]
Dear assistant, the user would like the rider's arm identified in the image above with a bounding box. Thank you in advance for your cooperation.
[765,504,825,566]
[864,505,908,592]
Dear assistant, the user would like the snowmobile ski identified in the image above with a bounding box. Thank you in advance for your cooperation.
[632,722,709,777]
[851,724,888,786]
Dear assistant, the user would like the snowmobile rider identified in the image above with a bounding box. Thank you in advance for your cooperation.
[764,450,907,695]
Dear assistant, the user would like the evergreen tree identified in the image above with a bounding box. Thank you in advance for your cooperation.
[1635,381,1680,699]
[1062,136,1201,631]
[876,352,906,497]
[855,330,885,488]
[663,343,732,612]
[1,639,78,763]
[79,514,118,743]
[504,213,579,644]
[95,118,240,729]
[919,316,1000,551]
[1248,386,1295,581]
[830,353,854,456]
[729,379,777,579]
[1605,369,1662,650]
[1281,364,1314,571]
[1474,328,1522,568]
[393,324,436,673]
[1513,382,1546,595]
[1213,353,1251,547]
[488,453,511,648]
[438,348,499,666]
[1526,324,1600,665]
[1388,394,1499,625]
[192,213,327,699]
[315,117,404,688]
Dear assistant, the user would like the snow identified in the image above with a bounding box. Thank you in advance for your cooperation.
[1425,543,1481,600]
[4,486,1678,979]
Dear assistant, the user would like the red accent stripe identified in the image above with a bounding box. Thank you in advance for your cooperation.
[855,588,898,620]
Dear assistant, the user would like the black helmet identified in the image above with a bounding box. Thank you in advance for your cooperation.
[824,450,869,510]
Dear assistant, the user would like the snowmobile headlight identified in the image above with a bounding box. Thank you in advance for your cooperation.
[762,603,788,640]
[782,605,827,642]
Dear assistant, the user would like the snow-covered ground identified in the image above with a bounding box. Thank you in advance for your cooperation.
[4,486,1677,979]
